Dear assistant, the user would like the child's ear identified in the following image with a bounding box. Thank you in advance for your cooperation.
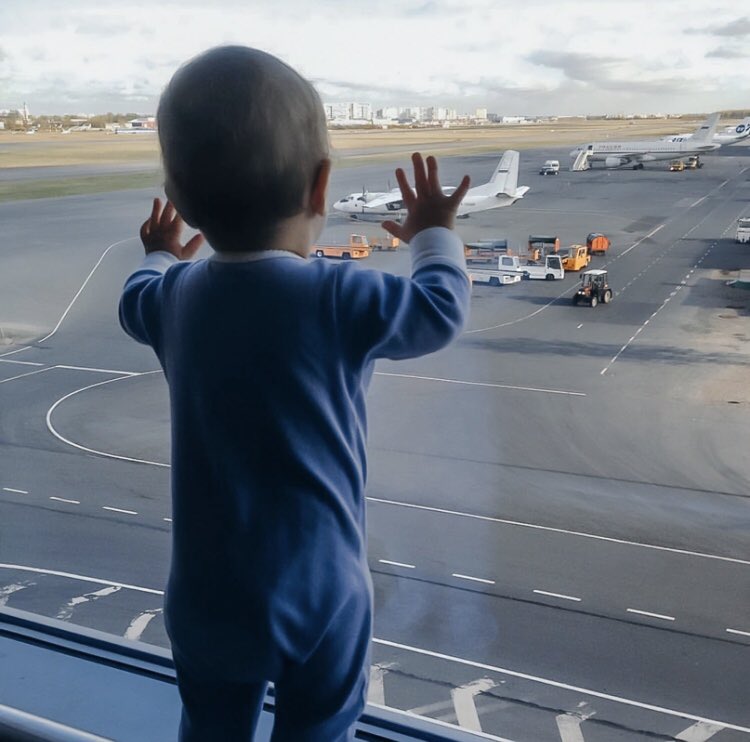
[309,158,332,217]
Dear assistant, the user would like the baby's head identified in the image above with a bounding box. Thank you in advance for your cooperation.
[157,46,330,252]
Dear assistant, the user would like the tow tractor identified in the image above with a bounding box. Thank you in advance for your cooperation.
[573,269,612,307]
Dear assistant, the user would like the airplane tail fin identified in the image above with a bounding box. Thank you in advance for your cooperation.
[490,150,520,196]
[734,117,750,137]
[691,112,720,143]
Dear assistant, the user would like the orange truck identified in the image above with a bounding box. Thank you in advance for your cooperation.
[586,233,610,255]
[313,234,399,259]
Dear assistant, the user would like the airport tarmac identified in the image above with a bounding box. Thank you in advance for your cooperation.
[1,145,749,741]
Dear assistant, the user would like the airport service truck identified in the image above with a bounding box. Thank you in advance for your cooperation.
[468,254,564,285]
[313,234,399,259]
[736,218,750,244]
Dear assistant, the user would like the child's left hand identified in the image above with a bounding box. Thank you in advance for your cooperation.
[140,198,204,260]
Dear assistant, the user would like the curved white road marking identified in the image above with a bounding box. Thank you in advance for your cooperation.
[45,370,169,468]
[57,585,121,620]
[0,237,133,360]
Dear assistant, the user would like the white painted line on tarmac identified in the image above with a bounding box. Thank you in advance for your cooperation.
[102,506,138,515]
[163,517,172,523]
[124,609,161,642]
[368,663,395,706]
[0,358,44,367]
[675,720,725,741]
[690,196,707,208]
[464,283,576,334]
[0,366,55,385]
[366,497,750,566]
[451,678,495,732]
[36,237,132,346]
[55,364,143,376]
[2,487,28,494]
[617,224,665,259]
[0,582,34,607]
[0,564,163,595]
[556,714,586,742]
[375,372,586,397]
[626,608,675,622]
[57,584,121,620]
[379,559,416,569]
[726,628,750,638]
[374,638,750,734]
[577,323,583,329]
[452,573,495,585]
[49,496,80,505]
[45,371,169,467]
[533,589,581,602]
[0,345,33,360]
[368,702,514,741]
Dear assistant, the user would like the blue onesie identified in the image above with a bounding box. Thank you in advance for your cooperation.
[119,227,470,741]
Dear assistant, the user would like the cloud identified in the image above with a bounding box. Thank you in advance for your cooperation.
[705,46,750,59]
[526,49,701,96]
[685,16,750,36]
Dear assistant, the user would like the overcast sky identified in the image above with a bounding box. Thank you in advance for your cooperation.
[1,0,749,116]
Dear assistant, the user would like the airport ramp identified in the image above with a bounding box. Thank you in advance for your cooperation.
[571,150,591,171]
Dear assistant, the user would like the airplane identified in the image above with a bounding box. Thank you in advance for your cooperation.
[570,113,722,171]
[332,150,529,220]
[661,116,750,146]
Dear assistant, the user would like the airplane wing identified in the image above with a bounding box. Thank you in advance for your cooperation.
[490,150,520,197]
[363,185,456,210]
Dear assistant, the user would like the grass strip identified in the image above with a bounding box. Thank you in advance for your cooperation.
[0,170,162,203]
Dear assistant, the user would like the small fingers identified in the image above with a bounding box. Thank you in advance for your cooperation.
[159,200,175,229]
[183,232,205,259]
[426,156,439,195]
[412,152,430,197]
[394,167,416,207]
[382,220,404,240]
[448,174,471,207]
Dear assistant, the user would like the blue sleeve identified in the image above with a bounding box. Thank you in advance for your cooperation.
[118,251,179,349]
[335,227,471,361]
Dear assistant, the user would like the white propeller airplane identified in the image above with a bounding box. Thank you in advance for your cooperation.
[570,113,722,171]
[662,116,750,146]
[332,150,529,220]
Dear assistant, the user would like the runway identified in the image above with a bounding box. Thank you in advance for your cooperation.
[1,144,749,740]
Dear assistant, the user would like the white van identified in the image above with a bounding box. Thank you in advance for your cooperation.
[539,160,560,175]
[736,217,750,244]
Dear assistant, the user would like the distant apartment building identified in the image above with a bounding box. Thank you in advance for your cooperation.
[475,107,488,120]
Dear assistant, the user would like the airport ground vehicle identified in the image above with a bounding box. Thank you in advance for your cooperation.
[528,235,560,261]
[669,159,685,172]
[539,160,560,175]
[464,239,510,264]
[369,235,400,251]
[468,255,524,286]
[736,217,750,243]
[560,244,592,271]
[573,269,612,306]
[586,233,610,255]
[313,234,373,259]
[686,155,704,169]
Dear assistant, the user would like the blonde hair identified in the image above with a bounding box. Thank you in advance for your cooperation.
[157,46,329,250]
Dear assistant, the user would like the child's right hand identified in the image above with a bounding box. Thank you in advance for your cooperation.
[382,153,470,243]
[140,198,204,260]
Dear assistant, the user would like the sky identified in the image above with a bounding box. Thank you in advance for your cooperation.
[1,0,749,117]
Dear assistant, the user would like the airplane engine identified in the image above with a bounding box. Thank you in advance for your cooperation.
[605,156,627,168]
